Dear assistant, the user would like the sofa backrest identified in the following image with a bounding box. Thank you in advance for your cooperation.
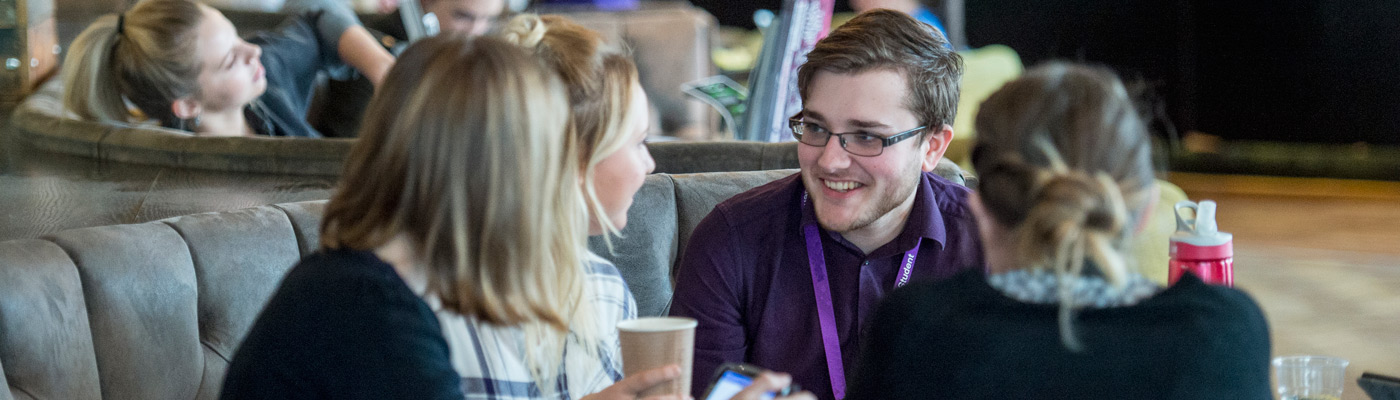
[0,166,959,400]
[589,169,797,316]
[0,201,326,399]
[647,141,974,187]
[0,167,1184,397]
[0,169,783,398]
[11,80,355,175]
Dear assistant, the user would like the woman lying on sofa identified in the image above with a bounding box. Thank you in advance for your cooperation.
[61,0,393,137]
[846,63,1273,399]
[220,35,809,399]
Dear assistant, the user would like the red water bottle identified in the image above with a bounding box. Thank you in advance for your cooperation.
[1168,200,1234,286]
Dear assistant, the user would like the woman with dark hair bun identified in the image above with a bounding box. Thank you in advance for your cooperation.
[848,63,1272,399]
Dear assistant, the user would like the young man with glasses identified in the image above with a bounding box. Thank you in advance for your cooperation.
[670,10,982,400]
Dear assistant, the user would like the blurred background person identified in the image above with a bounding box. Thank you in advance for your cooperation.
[310,0,506,138]
[849,0,945,38]
[61,0,393,138]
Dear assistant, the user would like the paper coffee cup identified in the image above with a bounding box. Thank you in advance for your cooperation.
[617,317,697,397]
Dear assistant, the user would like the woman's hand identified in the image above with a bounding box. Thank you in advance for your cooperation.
[582,364,688,400]
[729,372,815,400]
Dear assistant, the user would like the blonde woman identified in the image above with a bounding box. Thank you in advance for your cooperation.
[222,34,803,400]
[499,14,652,246]
[221,35,580,398]
[848,64,1271,399]
[62,0,393,137]
[410,14,807,400]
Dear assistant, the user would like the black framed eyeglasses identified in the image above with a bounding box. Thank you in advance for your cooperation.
[788,118,927,157]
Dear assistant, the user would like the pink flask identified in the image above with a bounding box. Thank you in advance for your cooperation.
[1168,200,1234,286]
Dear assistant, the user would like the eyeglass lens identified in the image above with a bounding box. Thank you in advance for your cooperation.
[793,122,885,156]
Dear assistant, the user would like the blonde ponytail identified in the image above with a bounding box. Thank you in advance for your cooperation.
[61,15,128,122]
[60,0,205,127]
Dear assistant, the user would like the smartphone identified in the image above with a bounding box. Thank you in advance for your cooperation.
[1359,371,1400,400]
[701,363,797,400]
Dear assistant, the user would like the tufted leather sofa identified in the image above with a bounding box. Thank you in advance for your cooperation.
[0,155,1181,398]
[0,168,812,399]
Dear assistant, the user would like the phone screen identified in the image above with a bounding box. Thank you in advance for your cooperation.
[705,371,776,400]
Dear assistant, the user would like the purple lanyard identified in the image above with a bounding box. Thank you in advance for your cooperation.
[801,193,919,399]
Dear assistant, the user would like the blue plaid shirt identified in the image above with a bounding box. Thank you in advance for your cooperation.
[431,253,637,399]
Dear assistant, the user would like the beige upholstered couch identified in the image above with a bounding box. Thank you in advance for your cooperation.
[0,143,1183,397]
[0,169,828,398]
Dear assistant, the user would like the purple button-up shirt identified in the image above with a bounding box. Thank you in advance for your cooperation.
[670,172,984,400]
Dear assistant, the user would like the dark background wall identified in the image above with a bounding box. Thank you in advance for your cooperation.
[693,0,1400,146]
[963,0,1400,145]
[1189,0,1400,145]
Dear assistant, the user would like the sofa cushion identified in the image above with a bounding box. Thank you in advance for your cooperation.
[647,141,972,188]
[0,239,102,400]
[647,141,800,174]
[673,169,797,259]
[588,174,678,317]
[275,200,330,258]
[161,206,304,398]
[46,223,204,399]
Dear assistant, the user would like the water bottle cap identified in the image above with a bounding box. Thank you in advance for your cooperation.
[1173,200,1232,246]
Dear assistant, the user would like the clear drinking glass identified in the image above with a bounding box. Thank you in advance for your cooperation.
[1274,355,1349,400]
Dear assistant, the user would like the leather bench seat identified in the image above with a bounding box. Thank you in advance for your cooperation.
[0,155,1181,398]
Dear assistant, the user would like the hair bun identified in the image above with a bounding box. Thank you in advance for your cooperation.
[1030,170,1128,236]
[499,13,548,49]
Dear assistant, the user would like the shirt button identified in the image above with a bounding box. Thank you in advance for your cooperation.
[862,260,869,266]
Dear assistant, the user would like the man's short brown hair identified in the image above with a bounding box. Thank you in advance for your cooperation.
[797,9,964,129]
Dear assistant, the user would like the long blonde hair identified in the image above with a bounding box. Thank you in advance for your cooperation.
[971,63,1156,351]
[61,0,205,128]
[320,35,595,387]
[499,14,645,244]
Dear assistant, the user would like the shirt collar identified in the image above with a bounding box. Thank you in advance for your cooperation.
[801,172,948,258]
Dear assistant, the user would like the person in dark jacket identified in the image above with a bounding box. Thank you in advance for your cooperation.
[847,63,1273,400]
